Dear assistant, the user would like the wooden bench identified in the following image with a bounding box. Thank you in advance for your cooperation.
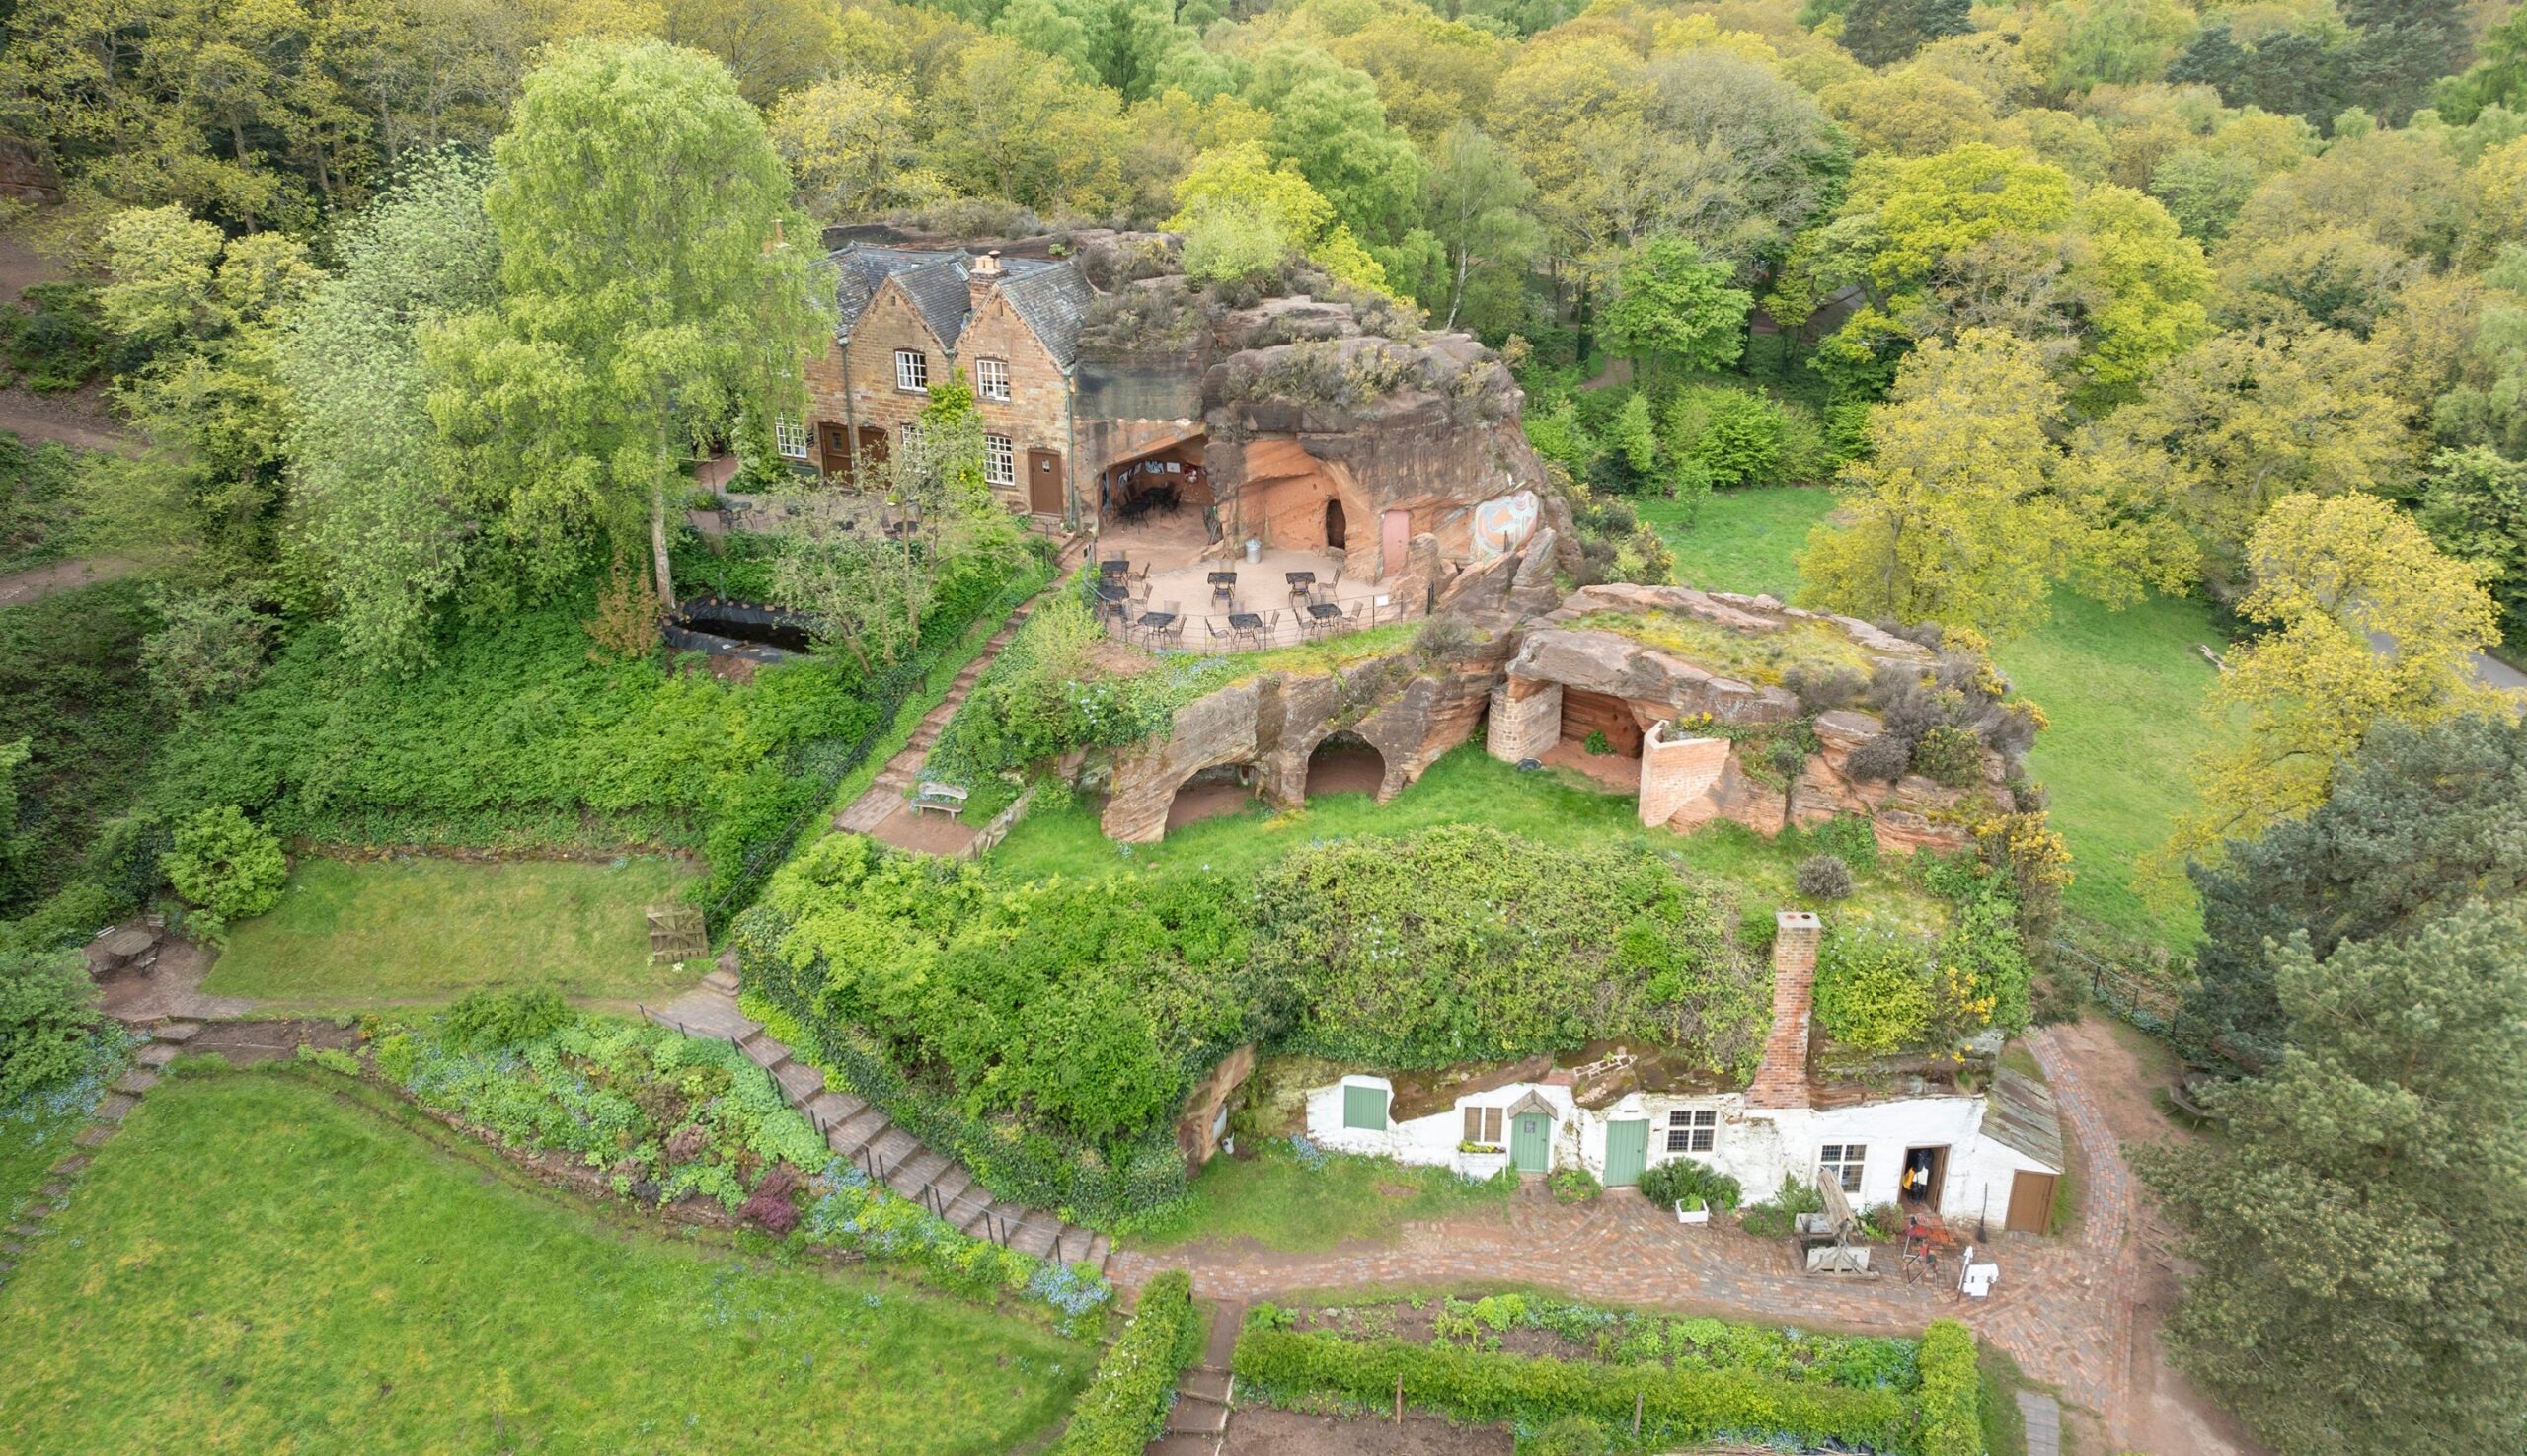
[910,782,968,818]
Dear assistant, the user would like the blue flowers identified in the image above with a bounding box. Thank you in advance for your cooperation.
[1287,1134,1331,1171]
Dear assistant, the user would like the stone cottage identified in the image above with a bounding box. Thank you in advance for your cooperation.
[1297,911,2067,1236]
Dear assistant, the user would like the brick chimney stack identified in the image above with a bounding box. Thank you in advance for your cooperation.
[968,249,1002,307]
[1747,909,1821,1109]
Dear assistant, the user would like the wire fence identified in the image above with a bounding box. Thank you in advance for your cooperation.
[2046,938,2182,1035]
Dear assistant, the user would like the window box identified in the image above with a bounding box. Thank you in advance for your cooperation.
[1455,1147,1510,1180]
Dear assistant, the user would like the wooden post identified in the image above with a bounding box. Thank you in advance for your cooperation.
[1633,1390,1643,1436]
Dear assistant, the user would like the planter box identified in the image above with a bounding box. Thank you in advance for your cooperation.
[1675,1200,1710,1225]
[1456,1150,1510,1180]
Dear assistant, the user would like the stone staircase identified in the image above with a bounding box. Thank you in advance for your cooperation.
[834,533,1087,837]
[651,970,1110,1275]
[1143,1296,1244,1455]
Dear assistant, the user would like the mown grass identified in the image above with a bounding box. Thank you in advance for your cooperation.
[1126,1139,1516,1253]
[986,745,1938,927]
[1637,485,2234,950]
[208,854,701,1009]
[0,1070,1090,1455]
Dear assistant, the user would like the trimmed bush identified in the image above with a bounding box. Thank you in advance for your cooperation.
[163,804,287,922]
[1917,1320,1982,1456]
[1796,853,1855,900]
[1233,1327,1916,1453]
[1052,1270,1201,1455]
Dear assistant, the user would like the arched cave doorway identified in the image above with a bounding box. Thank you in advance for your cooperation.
[1165,761,1260,832]
[1304,731,1386,801]
[1324,498,1348,551]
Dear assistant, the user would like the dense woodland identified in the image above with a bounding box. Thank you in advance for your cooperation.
[0,3,2522,1451]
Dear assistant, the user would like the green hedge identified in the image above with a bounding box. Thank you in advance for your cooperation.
[1233,1324,1952,1454]
[1050,1270,1201,1455]
[1917,1319,1981,1456]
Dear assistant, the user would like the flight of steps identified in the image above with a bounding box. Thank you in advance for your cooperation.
[651,968,1110,1275]
[834,532,1090,836]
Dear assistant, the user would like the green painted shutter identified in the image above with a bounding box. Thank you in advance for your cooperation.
[1603,1119,1649,1187]
[1342,1084,1388,1131]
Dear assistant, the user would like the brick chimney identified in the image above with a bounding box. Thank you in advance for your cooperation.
[1747,910,1821,1109]
[968,249,1002,308]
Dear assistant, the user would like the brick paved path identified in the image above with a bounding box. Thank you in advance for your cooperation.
[1111,1027,2149,1442]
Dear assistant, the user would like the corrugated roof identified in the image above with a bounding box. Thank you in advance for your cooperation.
[1984,1064,2065,1172]
[827,243,1092,370]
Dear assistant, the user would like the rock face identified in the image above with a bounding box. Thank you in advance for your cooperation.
[1098,637,1515,843]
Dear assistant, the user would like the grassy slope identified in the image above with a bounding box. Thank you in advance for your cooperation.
[208,855,701,1008]
[988,745,1935,928]
[0,1071,1088,1455]
[1642,486,2230,949]
[1128,1140,1515,1252]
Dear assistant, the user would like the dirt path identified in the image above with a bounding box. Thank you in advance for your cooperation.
[0,554,136,606]
[0,382,130,453]
[1112,1017,2266,1456]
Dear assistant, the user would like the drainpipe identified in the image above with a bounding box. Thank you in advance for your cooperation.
[1063,368,1081,531]
[839,335,858,486]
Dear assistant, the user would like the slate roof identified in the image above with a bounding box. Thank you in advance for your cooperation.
[1983,1064,2066,1172]
[827,243,1093,371]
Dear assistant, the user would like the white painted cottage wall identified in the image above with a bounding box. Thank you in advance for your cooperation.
[1301,1075,2059,1221]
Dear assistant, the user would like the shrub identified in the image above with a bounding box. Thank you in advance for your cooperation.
[1739,1174,1826,1238]
[1415,615,1477,664]
[740,1162,802,1234]
[141,586,272,716]
[4,282,107,392]
[1783,663,1867,713]
[1550,1167,1601,1203]
[437,987,573,1051]
[1845,732,1913,782]
[1804,813,1881,874]
[1911,725,1986,789]
[1530,1415,1610,1455]
[0,945,98,1102]
[1664,385,1785,487]
[1232,1328,1914,1452]
[1813,926,1934,1053]
[1583,728,1612,755]
[1641,1159,1742,1213]
[1917,1320,1982,1456]
[163,805,286,921]
[1796,853,1855,901]
[1050,1269,1200,1455]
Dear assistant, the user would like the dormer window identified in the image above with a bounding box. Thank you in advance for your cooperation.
[975,357,1010,402]
[894,349,929,392]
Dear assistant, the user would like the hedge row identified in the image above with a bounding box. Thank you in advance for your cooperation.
[1233,1322,1980,1455]
[1917,1320,1982,1456]
[1051,1270,1201,1455]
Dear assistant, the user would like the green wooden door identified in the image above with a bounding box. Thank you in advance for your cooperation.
[1604,1119,1649,1188]
[1511,1112,1551,1173]
[1341,1084,1387,1131]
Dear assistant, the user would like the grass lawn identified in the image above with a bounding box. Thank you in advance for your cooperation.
[0,1070,1090,1454]
[987,745,1939,927]
[207,854,703,1009]
[1126,1139,1515,1253]
[0,1033,130,1224]
[1638,485,2233,950]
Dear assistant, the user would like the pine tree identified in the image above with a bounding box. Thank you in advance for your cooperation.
[1837,0,1970,69]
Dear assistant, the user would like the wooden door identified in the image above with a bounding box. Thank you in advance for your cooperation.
[2006,1170,2057,1234]
[1511,1112,1551,1173]
[1028,448,1065,514]
[818,422,852,479]
[1381,508,1410,575]
[1603,1119,1648,1188]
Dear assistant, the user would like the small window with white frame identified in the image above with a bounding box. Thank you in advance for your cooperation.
[1665,1108,1717,1154]
[773,417,809,460]
[1461,1105,1503,1146]
[974,357,1011,401]
[985,434,1015,487]
[1819,1143,1866,1193]
[894,349,929,392]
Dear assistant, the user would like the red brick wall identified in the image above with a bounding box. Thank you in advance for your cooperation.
[1747,910,1822,1109]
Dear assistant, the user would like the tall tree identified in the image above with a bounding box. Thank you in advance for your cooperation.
[1837,0,1970,69]
[279,149,501,673]
[421,38,825,610]
[1600,235,1751,372]
[2417,447,2527,649]
[1242,44,1426,245]
[1798,329,2192,639]
[1418,123,1541,333]
[2137,898,2527,1456]
[2181,713,2527,1068]
[2340,0,2473,127]
[2433,7,2527,124]
[2162,492,2505,869]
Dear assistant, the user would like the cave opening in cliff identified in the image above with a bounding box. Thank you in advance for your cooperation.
[1304,731,1384,800]
[1165,761,1260,831]
[1540,688,1646,792]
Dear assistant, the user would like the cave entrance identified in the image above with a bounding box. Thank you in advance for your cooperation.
[1324,498,1347,551]
[1165,761,1260,832]
[1304,731,1386,801]
[1543,688,1645,793]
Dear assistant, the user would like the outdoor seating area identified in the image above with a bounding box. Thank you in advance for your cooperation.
[1089,543,1418,653]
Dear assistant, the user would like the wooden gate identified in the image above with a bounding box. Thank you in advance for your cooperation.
[646,903,708,966]
[2007,1170,2058,1234]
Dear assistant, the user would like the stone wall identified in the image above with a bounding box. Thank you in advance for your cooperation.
[1638,725,1730,830]
[1099,642,1510,843]
[1484,677,1561,763]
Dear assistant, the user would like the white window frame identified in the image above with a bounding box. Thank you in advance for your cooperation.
[1819,1143,1866,1193]
[1665,1108,1716,1154]
[773,417,809,460]
[894,349,929,392]
[898,422,920,452]
[985,433,1016,488]
[1461,1105,1503,1146]
[974,356,1011,402]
